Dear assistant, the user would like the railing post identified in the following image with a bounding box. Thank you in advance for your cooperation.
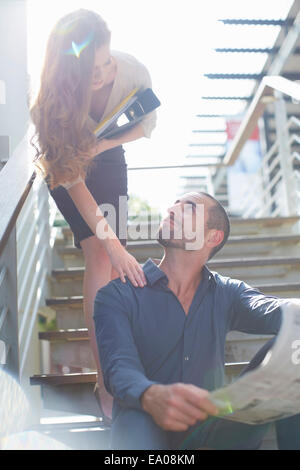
[0,227,20,381]
[274,91,299,215]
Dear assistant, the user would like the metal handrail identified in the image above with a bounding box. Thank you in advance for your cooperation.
[0,131,36,256]
[0,127,53,381]
[127,162,223,171]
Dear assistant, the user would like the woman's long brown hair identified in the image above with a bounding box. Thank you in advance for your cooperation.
[30,9,111,189]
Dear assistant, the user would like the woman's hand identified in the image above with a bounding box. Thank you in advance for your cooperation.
[104,238,147,288]
[90,123,146,158]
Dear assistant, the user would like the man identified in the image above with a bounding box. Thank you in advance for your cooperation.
[93,192,299,450]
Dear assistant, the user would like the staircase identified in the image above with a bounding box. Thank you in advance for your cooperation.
[29,213,300,450]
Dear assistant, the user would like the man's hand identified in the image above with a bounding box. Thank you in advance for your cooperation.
[141,383,219,432]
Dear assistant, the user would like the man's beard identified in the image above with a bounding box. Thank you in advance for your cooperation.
[157,228,185,249]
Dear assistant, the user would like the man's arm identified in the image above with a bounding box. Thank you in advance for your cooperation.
[229,279,287,334]
[93,283,157,410]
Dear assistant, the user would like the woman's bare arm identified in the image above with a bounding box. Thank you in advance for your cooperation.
[67,180,146,287]
[93,122,146,155]
[63,123,148,285]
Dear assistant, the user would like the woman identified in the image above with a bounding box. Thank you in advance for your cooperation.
[30,9,157,419]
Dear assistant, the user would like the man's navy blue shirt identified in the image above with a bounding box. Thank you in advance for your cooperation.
[94,258,284,413]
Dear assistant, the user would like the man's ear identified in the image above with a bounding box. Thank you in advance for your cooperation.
[206,229,224,249]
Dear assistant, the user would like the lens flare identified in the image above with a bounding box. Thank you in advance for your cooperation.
[215,398,234,416]
[65,33,93,58]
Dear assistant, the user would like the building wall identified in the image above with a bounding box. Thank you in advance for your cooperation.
[0,0,43,426]
[0,0,29,156]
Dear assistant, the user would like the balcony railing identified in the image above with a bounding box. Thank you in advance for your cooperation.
[219,76,300,218]
[0,129,55,382]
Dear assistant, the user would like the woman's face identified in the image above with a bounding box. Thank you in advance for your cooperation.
[91,43,114,91]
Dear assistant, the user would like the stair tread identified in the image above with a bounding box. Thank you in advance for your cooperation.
[209,256,300,268]
[51,256,300,278]
[57,234,300,253]
[46,296,83,306]
[46,281,300,307]
[39,327,273,342]
[31,362,248,386]
[36,420,108,432]
[226,234,300,243]
[255,282,300,291]
[39,328,89,341]
[61,216,299,232]
[228,216,299,225]
[60,216,300,241]
[31,372,97,386]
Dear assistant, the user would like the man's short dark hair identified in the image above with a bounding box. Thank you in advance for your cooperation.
[199,192,230,260]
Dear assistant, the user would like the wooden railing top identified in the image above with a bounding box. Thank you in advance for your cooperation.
[223,76,300,166]
[0,129,36,256]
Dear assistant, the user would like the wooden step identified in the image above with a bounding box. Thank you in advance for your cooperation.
[225,234,300,246]
[210,256,300,268]
[47,281,300,328]
[39,329,89,341]
[225,331,273,362]
[58,233,300,253]
[254,281,300,293]
[32,366,246,417]
[39,331,96,373]
[61,216,300,242]
[50,256,300,296]
[38,327,273,368]
[211,256,300,285]
[215,234,300,259]
[38,328,94,372]
[39,327,273,348]
[40,322,279,367]
[56,234,300,268]
[51,256,300,279]
[46,296,83,308]
[46,281,300,309]
[30,373,101,417]
[31,362,248,387]
[33,421,110,450]
[31,371,97,386]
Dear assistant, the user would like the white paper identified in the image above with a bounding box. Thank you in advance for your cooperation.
[210,301,300,424]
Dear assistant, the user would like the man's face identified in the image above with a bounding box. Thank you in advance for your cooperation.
[157,193,212,251]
